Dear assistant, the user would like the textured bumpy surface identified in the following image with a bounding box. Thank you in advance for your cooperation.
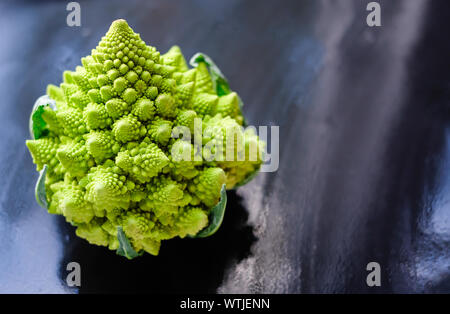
[25,19,264,256]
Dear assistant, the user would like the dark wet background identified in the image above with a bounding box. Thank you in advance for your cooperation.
[0,0,449,293]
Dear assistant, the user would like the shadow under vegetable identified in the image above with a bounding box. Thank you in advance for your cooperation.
[58,190,256,293]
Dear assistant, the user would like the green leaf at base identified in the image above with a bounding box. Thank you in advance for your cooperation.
[233,145,266,189]
[194,184,227,238]
[116,226,143,259]
[233,167,261,189]
[35,165,48,209]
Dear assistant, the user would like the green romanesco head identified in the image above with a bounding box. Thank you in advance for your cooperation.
[26,19,264,257]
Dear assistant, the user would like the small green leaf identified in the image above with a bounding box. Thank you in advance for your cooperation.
[29,95,56,140]
[116,226,143,259]
[190,53,231,96]
[30,95,57,209]
[35,165,48,209]
[30,106,48,140]
[190,53,247,126]
[194,184,227,238]
[236,96,246,126]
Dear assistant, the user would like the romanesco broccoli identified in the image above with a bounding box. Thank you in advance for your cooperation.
[26,19,264,257]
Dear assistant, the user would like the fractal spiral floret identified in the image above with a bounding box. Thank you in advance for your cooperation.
[26,20,264,257]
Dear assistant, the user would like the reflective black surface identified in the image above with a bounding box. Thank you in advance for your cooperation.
[1,0,449,293]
